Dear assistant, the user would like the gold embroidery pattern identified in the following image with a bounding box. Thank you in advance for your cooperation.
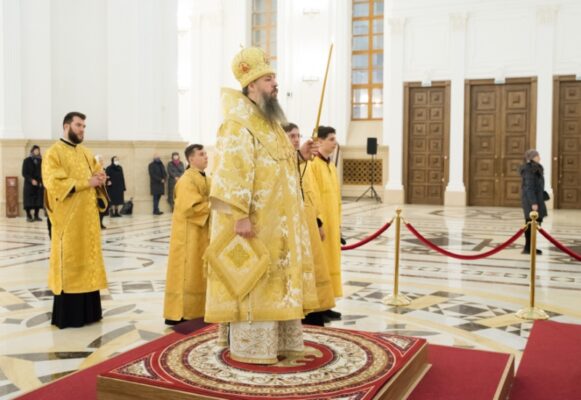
[227,243,251,268]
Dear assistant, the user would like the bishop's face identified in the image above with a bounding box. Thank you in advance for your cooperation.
[253,73,278,100]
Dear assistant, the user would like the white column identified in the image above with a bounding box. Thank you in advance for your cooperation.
[20,0,52,139]
[383,17,405,204]
[0,0,23,138]
[535,6,558,199]
[444,13,468,206]
[107,0,178,141]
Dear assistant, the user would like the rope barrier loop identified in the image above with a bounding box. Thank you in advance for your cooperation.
[404,221,526,260]
[538,228,581,262]
[341,218,394,251]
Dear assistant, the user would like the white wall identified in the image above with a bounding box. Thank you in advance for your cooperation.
[384,0,581,205]
[177,0,351,146]
[0,0,178,142]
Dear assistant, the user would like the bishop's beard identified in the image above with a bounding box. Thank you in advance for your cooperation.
[258,92,288,126]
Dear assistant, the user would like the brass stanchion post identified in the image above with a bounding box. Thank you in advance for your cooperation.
[383,208,411,306]
[516,211,549,320]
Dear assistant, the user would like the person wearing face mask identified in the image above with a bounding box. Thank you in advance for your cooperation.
[520,149,548,255]
[167,152,185,212]
[149,153,167,215]
[105,156,126,218]
[42,111,109,328]
[22,145,44,222]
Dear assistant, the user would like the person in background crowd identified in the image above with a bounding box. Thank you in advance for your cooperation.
[167,151,185,212]
[106,156,126,218]
[520,149,548,255]
[22,145,44,222]
[94,155,108,229]
[42,111,108,329]
[149,153,167,215]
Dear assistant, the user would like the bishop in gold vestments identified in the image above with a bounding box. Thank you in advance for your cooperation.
[164,145,211,324]
[205,47,317,364]
[42,112,108,329]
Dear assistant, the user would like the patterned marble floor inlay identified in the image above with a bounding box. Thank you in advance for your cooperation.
[1,203,581,398]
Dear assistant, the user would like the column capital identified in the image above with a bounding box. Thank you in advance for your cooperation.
[449,13,468,32]
[536,5,559,25]
[388,17,406,35]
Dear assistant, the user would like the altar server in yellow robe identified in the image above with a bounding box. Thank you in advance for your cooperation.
[284,123,335,326]
[310,125,343,321]
[42,112,108,329]
[164,144,211,325]
[205,47,318,364]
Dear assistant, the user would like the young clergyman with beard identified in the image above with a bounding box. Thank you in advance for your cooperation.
[42,112,109,328]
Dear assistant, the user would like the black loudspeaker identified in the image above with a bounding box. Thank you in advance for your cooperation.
[366,137,377,155]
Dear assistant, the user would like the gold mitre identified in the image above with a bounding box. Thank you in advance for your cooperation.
[231,47,275,88]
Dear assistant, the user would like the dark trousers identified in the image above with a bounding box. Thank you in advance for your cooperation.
[153,194,162,213]
[25,207,40,218]
[524,217,543,251]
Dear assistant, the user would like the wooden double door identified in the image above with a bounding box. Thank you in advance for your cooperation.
[553,76,581,209]
[403,82,450,205]
[466,78,537,207]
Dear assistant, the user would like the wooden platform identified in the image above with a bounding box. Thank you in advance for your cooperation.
[98,325,429,400]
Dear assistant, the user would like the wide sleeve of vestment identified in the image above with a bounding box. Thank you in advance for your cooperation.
[210,120,255,219]
[42,145,88,202]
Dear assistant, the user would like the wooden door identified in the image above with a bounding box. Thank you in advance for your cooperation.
[466,79,536,207]
[404,82,450,205]
[553,77,581,209]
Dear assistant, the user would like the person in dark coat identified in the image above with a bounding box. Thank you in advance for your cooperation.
[105,156,126,217]
[520,149,548,255]
[148,153,167,215]
[22,145,44,222]
[167,151,185,211]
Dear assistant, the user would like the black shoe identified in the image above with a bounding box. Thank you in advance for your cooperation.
[302,312,325,326]
[26,217,34,222]
[34,216,43,222]
[522,249,542,255]
[100,225,107,230]
[115,212,122,217]
[153,211,164,215]
[165,318,185,326]
[322,309,342,321]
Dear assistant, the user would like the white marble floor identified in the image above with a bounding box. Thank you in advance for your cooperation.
[1,201,581,399]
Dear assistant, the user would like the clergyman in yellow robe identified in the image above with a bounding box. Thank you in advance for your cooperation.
[284,123,335,326]
[163,144,211,324]
[205,47,318,364]
[310,126,343,301]
[42,112,108,329]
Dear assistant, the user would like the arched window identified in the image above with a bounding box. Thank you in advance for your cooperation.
[352,0,384,120]
[252,0,277,69]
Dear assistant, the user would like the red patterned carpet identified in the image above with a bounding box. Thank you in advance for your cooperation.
[16,320,519,400]
[510,320,581,400]
[100,324,427,399]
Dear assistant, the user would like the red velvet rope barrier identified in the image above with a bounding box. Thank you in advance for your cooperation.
[538,227,581,261]
[405,222,526,260]
[341,220,392,251]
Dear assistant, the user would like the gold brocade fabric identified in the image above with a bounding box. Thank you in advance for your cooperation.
[229,320,304,364]
[42,140,108,294]
[302,165,336,310]
[205,88,318,324]
[309,157,343,297]
[163,168,211,321]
